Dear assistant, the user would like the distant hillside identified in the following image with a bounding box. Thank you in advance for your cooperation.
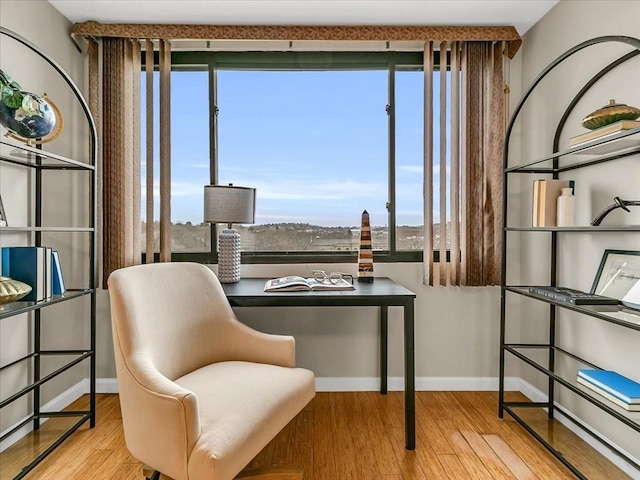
[141,221,449,253]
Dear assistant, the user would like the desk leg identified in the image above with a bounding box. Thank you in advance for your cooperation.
[380,306,388,394]
[404,299,415,450]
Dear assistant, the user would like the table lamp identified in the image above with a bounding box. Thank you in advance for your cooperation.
[204,184,256,283]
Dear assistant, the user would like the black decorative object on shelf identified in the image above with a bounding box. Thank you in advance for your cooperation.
[591,196,640,226]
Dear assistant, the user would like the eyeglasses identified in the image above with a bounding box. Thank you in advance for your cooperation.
[312,270,354,285]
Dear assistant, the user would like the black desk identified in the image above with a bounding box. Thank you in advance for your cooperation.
[221,277,416,450]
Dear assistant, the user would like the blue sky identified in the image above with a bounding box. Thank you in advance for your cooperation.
[142,68,446,227]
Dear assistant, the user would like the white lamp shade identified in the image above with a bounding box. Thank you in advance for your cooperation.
[203,185,256,224]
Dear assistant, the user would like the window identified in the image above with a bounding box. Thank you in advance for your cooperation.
[395,69,424,250]
[142,51,449,262]
[217,68,388,253]
[140,68,211,253]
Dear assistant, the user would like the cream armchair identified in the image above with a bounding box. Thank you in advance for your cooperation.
[108,263,315,480]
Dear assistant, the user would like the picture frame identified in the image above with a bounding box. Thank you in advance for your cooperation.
[0,194,6,227]
[591,249,640,310]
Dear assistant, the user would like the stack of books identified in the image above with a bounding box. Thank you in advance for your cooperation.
[1,246,65,301]
[577,369,640,411]
[532,179,574,227]
[569,120,640,148]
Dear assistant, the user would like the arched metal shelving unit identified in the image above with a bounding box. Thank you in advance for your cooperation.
[498,36,640,479]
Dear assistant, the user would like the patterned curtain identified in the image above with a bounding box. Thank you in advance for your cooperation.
[89,37,172,287]
[423,41,506,286]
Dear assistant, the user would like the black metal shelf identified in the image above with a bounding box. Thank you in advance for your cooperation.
[0,289,94,320]
[502,404,639,480]
[0,139,94,171]
[0,351,92,409]
[499,35,640,480]
[505,127,640,173]
[505,344,640,430]
[0,26,98,480]
[505,225,640,232]
[0,226,95,233]
[8,413,93,480]
[504,286,640,331]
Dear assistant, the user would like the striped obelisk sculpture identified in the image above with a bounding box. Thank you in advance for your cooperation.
[357,210,374,282]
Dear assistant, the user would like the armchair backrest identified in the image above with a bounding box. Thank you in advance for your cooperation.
[108,262,237,381]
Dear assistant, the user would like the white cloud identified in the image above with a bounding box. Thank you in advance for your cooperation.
[142,180,207,198]
[141,177,387,203]
[399,165,423,174]
[252,178,387,201]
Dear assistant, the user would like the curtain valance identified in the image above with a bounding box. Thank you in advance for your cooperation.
[72,22,522,58]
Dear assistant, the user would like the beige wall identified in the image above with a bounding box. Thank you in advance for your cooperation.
[515,0,640,464]
[0,0,90,433]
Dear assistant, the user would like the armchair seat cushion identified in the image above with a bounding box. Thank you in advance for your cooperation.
[175,361,315,480]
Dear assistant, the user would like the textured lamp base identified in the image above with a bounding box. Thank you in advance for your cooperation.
[218,228,242,283]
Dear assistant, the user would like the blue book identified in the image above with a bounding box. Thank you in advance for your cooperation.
[2,246,48,301]
[577,369,640,404]
[1,247,10,276]
[51,250,65,295]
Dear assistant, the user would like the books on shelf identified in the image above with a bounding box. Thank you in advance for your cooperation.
[532,179,574,227]
[1,246,65,301]
[528,286,619,306]
[569,120,640,148]
[51,250,66,295]
[264,276,355,292]
[577,369,640,411]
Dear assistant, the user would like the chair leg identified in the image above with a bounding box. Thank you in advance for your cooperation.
[142,466,161,480]
[235,467,304,480]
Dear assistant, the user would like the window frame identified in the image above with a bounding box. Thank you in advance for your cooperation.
[143,50,448,264]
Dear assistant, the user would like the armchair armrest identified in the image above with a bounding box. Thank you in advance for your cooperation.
[224,317,297,367]
[116,351,201,480]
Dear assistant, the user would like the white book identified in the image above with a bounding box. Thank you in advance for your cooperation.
[577,377,640,412]
[264,276,355,292]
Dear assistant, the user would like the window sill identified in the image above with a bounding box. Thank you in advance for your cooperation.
[143,250,431,264]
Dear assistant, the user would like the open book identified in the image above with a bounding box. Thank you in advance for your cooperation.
[264,276,355,292]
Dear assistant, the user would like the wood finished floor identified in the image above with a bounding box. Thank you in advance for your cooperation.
[0,392,630,480]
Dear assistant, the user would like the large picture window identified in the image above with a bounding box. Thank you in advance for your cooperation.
[217,68,388,253]
[142,51,447,263]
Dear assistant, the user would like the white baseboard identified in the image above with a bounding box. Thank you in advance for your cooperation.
[95,377,119,393]
[94,376,521,393]
[315,376,521,392]
[518,379,640,480]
